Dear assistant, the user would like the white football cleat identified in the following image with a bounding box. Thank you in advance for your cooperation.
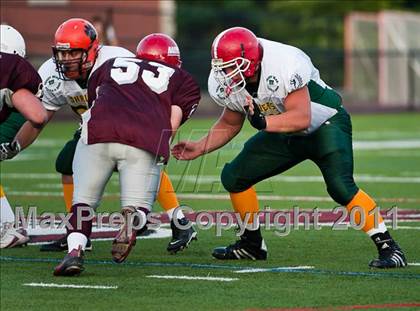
[0,223,30,248]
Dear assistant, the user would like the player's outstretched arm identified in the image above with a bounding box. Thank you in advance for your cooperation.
[172,108,245,160]
[13,110,55,150]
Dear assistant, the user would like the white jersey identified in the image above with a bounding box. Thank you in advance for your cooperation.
[208,38,339,134]
[38,45,134,115]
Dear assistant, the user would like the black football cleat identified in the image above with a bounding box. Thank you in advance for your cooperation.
[212,235,267,260]
[40,236,92,252]
[53,246,84,276]
[167,217,197,254]
[369,242,407,269]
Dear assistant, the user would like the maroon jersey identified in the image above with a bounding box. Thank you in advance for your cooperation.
[86,57,200,162]
[0,52,42,123]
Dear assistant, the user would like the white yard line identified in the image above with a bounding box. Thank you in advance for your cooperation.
[177,194,420,203]
[26,138,420,149]
[146,275,238,282]
[6,191,64,196]
[353,131,420,140]
[2,173,59,179]
[384,226,420,230]
[36,184,63,189]
[5,138,420,161]
[408,263,420,266]
[353,140,420,150]
[172,174,420,183]
[4,190,420,204]
[22,282,117,289]
[4,173,420,183]
[235,266,314,273]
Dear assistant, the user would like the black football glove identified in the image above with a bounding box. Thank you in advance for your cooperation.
[245,99,267,130]
[0,141,21,161]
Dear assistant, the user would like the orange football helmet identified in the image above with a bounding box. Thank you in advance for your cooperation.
[52,18,99,79]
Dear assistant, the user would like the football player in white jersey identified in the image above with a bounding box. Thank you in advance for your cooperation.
[172,27,406,269]
[10,18,197,254]
[11,18,132,252]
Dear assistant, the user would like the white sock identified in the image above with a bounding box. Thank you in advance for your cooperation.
[67,232,88,253]
[166,207,185,220]
[366,221,387,237]
[1,193,16,225]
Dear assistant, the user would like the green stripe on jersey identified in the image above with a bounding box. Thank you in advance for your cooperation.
[308,80,343,110]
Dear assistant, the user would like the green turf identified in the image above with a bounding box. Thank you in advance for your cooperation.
[1,229,420,310]
[1,228,420,311]
[2,113,420,212]
[1,113,420,310]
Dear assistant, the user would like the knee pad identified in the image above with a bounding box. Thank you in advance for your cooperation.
[55,136,79,175]
[221,163,249,193]
[55,149,74,175]
[326,177,359,206]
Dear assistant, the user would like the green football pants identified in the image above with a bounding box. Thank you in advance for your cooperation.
[0,112,26,144]
[55,129,81,175]
[221,109,359,206]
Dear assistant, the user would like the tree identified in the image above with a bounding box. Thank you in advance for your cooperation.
[176,0,419,88]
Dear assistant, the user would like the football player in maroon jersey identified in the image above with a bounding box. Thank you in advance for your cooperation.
[0,25,47,248]
[54,33,201,276]
[14,20,198,254]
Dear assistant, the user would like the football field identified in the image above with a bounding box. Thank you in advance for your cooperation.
[1,113,420,311]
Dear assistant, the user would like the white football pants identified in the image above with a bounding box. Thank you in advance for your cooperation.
[72,140,162,211]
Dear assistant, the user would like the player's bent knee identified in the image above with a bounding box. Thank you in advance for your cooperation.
[72,193,100,210]
[326,179,359,206]
[121,199,153,212]
[55,135,79,175]
[221,163,249,193]
[55,151,74,175]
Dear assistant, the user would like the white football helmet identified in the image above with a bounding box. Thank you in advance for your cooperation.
[0,24,26,58]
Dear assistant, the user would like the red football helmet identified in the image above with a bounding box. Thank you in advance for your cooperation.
[136,33,181,68]
[211,27,262,93]
[52,18,99,79]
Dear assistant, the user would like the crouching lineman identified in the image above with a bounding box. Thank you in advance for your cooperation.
[172,27,406,269]
[53,33,201,276]
[0,25,48,248]
[7,18,197,254]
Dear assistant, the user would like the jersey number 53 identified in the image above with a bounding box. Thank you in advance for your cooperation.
[110,58,175,94]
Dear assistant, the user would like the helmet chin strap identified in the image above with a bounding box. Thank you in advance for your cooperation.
[59,48,93,80]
